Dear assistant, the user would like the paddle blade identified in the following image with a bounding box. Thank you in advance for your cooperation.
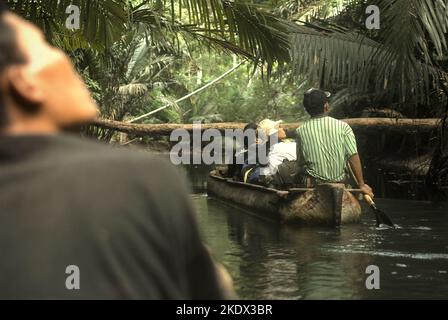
[363,195,395,229]
[372,207,395,229]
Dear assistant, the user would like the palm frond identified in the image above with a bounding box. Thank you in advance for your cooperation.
[290,24,382,90]
[10,0,294,69]
[8,0,128,50]
[118,83,148,96]
[167,0,293,67]
[290,0,448,106]
[126,36,152,79]
[277,0,354,21]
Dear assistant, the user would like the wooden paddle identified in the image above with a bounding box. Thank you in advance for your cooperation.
[348,164,396,229]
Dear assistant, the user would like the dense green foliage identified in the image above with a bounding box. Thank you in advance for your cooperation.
[5,0,448,195]
[151,53,308,124]
[8,0,448,124]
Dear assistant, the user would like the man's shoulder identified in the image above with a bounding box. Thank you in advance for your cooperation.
[52,134,174,176]
[327,117,352,130]
[296,120,311,132]
[297,117,326,133]
[326,116,344,124]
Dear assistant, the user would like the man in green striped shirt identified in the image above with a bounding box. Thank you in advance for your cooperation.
[296,88,374,198]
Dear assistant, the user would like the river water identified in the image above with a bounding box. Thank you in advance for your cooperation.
[184,166,448,300]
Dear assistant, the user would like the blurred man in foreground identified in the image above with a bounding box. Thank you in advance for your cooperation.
[0,4,227,299]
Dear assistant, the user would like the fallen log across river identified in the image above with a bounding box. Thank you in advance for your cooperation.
[92,118,441,136]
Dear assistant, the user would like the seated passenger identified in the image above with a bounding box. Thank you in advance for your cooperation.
[228,123,258,180]
[243,119,297,187]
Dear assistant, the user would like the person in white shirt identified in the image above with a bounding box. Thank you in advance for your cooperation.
[260,137,296,176]
[244,119,297,186]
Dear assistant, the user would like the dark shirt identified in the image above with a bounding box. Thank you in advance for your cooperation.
[285,128,298,140]
[0,134,224,299]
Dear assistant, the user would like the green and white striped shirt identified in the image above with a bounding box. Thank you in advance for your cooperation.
[296,116,358,182]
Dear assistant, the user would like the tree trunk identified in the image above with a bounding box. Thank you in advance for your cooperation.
[92,118,441,136]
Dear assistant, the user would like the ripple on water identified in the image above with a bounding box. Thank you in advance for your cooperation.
[410,226,432,231]
[324,248,448,261]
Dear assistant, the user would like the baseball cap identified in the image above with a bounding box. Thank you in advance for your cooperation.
[303,88,331,109]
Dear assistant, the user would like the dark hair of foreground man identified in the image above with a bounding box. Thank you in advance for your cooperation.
[0,4,226,299]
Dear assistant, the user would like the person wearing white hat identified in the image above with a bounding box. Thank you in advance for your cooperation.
[243,118,296,186]
[258,119,283,140]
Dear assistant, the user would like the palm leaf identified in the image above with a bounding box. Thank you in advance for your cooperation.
[8,0,127,50]
[290,0,448,106]
[290,24,381,90]
[167,0,294,68]
[118,83,148,96]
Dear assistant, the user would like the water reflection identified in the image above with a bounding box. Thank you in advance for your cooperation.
[193,195,448,299]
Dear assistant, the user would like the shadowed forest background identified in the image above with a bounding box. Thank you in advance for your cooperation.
[8,0,448,199]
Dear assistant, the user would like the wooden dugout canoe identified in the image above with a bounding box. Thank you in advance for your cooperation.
[207,171,363,226]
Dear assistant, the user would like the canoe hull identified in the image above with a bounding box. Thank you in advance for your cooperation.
[279,186,362,224]
[207,172,362,225]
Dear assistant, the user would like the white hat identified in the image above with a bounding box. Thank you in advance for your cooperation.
[258,119,283,137]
